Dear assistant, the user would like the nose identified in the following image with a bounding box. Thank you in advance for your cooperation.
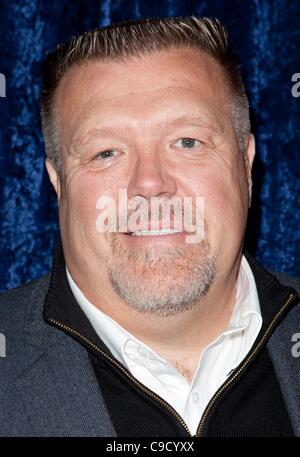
[127,150,177,200]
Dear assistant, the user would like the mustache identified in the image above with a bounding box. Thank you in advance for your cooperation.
[116,196,196,231]
[96,192,205,242]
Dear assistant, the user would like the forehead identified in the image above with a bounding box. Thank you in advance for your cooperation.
[55,48,230,138]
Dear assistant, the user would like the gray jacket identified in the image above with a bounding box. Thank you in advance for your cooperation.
[0,270,300,437]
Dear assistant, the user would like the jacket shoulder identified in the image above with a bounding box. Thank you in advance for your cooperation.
[0,274,51,337]
[270,271,300,297]
[267,272,300,436]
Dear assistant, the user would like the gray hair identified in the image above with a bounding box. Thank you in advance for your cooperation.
[40,16,250,170]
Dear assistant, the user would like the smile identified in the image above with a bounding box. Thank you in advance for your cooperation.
[129,229,182,236]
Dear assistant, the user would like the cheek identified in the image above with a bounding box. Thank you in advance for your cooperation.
[205,178,244,227]
[183,163,248,237]
[65,171,117,230]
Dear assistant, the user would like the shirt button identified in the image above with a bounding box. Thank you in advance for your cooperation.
[191,390,199,403]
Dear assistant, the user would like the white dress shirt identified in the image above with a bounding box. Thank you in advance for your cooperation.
[66,255,262,435]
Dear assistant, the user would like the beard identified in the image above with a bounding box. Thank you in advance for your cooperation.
[105,234,216,318]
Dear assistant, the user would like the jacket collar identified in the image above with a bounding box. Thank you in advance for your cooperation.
[43,237,117,358]
[43,239,299,352]
[16,238,117,437]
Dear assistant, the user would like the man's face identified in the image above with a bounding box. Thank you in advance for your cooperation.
[47,48,255,317]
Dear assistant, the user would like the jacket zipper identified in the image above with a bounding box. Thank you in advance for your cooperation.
[48,317,192,435]
[196,291,296,436]
[47,291,296,438]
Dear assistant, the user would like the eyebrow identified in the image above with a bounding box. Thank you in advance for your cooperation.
[166,116,223,134]
[71,115,223,149]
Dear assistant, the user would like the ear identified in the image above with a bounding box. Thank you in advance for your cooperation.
[244,134,256,208]
[45,159,61,200]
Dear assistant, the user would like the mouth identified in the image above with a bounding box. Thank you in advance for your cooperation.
[121,228,188,244]
[128,228,182,236]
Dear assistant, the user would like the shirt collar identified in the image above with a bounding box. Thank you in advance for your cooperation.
[226,255,262,332]
[66,254,262,369]
[65,267,164,368]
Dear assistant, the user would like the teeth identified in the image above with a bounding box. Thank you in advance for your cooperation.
[131,229,181,236]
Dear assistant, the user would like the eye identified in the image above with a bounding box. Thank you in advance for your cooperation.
[93,150,118,160]
[174,138,202,149]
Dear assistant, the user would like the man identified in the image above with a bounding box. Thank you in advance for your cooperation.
[0,16,299,437]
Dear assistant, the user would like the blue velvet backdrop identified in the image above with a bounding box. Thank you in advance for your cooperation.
[0,0,299,291]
